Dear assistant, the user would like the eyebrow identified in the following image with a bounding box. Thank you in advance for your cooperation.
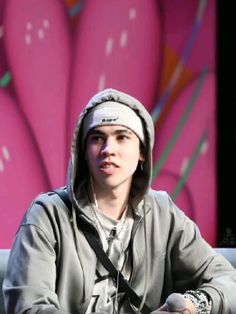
[87,128,133,137]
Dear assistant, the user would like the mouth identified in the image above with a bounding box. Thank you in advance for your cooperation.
[100,161,119,170]
[98,160,120,175]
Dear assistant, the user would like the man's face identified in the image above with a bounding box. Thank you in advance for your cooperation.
[85,125,144,194]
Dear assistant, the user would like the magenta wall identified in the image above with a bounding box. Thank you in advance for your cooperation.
[0,0,217,248]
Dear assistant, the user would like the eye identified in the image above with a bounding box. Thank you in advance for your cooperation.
[87,134,104,143]
[117,134,130,141]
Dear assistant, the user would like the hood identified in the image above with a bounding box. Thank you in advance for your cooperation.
[66,88,155,208]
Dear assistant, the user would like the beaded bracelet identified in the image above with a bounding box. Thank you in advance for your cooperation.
[183,290,212,314]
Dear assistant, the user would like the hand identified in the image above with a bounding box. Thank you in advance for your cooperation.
[150,293,196,314]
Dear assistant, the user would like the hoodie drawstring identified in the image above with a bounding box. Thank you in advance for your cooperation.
[71,206,87,302]
[137,201,149,313]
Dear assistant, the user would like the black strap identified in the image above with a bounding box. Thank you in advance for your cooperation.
[54,188,151,314]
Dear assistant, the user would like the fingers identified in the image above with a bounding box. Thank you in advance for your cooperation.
[151,311,188,314]
[166,293,186,312]
[151,310,191,314]
[150,293,193,314]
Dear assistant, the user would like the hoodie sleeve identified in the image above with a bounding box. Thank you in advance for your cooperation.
[2,201,71,314]
[164,194,236,314]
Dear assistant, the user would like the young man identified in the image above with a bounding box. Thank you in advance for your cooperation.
[3,88,236,313]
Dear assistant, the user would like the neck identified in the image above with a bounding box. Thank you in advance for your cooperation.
[90,183,130,220]
[97,196,128,220]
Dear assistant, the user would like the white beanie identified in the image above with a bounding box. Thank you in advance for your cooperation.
[82,101,145,145]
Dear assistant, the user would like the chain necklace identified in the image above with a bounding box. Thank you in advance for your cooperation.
[90,203,128,249]
[87,180,133,313]
[88,178,129,253]
[90,202,132,313]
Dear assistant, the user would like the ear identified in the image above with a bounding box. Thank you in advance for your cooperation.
[139,152,145,162]
[83,148,88,161]
[139,142,146,162]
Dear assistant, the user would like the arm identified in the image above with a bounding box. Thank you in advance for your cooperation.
[153,191,236,314]
[167,196,236,313]
[3,201,70,314]
[3,225,66,313]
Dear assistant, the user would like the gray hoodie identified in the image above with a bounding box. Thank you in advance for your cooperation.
[3,88,236,314]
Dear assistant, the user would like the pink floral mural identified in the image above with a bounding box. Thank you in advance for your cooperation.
[0,0,216,248]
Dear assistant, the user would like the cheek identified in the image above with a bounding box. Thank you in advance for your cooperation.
[85,146,97,167]
[123,145,141,164]
[86,144,98,157]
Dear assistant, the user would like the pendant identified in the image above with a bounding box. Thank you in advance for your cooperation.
[107,227,117,243]
[106,227,117,255]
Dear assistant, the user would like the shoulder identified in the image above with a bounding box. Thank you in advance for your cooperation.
[14,189,73,246]
[146,188,193,227]
[148,189,170,203]
[146,189,174,213]
[21,188,70,228]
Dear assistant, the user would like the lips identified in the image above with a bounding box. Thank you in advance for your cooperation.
[99,161,119,174]
[100,161,118,169]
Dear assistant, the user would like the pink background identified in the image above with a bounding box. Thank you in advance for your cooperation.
[0,0,217,248]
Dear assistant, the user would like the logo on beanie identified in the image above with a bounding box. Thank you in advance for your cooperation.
[101,117,119,123]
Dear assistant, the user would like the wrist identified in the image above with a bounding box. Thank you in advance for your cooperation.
[184,297,197,314]
[183,290,212,314]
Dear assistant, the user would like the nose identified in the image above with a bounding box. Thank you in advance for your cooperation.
[100,138,115,156]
